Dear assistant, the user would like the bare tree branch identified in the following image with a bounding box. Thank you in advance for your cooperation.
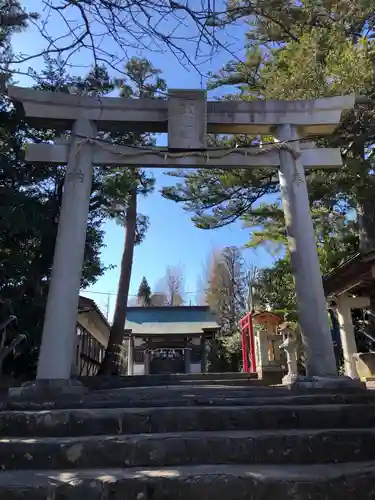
[163,265,185,306]
[5,0,244,83]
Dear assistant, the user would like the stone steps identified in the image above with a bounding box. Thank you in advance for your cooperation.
[0,462,375,500]
[6,386,375,411]
[1,403,375,437]
[81,372,259,390]
[1,428,375,470]
[2,381,375,498]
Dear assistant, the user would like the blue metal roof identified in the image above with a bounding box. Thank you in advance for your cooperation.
[124,306,219,335]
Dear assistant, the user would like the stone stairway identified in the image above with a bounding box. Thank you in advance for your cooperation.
[1,378,375,499]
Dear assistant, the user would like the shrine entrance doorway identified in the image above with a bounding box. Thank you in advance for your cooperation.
[149,348,185,375]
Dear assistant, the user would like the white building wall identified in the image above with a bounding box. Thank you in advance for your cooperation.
[190,362,202,374]
[133,363,145,375]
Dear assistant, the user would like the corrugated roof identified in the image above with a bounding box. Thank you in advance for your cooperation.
[124,306,219,335]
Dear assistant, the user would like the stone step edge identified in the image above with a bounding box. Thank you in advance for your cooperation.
[2,402,375,421]
[2,404,375,438]
[2,427,375,445]
[3,401,375,414]
[6,394,375,411]
[0,462,374,489]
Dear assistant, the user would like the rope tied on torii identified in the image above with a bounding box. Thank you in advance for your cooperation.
[8,84,353,381]
[73,135,304,184]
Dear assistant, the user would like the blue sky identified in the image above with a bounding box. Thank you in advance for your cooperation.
[12,1,278,318]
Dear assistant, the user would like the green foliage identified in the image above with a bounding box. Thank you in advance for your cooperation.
[242,203,286,254]
[0,0,38,87]
[98,57,166,375]
[0,57,117,374]
[252,257,296,312]
[137,277,152,306]
[163,0,375,242]
[163,0,375,317]
[118,57,167,99]
[211,332,243,373]
[101,57,165,240]
[1,53,165,376]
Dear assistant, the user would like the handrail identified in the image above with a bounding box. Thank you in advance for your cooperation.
[0,334,27,364]
[0,316,26,367]
[0,315,17,352]
[364,310,375,322]
[360,328,375,345]
[0,315,17,334]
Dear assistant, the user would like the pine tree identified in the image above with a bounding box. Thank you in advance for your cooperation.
[98,58,166,375]
[137,277,152,306]
[162,1,375,313]
[162,1,375,247]
[0,0,37,89]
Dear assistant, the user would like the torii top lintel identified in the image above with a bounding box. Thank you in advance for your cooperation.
[8,86,355,137]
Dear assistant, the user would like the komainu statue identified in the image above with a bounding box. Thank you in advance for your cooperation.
[279,322,298,379]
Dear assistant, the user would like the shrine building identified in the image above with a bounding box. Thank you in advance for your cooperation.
[124,306,219,375]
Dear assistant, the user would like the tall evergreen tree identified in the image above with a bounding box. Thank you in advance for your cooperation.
[0,0,37,89]
[98,58,166,375]
[162,1,375,313]
[137,277,152,306]
[163,1,375,240]
[1,57,116,375]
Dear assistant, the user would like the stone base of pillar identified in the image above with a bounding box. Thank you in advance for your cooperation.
[258,367,286,385]
[282,373,299,385]
[282,374,366,392]
[8,379,88,400]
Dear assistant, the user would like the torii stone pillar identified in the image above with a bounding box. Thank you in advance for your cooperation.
[277,125,337,377]
[37,119,97,380]
[8,86,357,388]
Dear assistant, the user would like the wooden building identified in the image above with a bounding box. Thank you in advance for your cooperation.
[322,250,375,378]
[125,306,219,375]
[73,296,111,376]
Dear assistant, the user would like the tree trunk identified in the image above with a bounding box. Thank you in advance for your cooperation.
[97,186,137,375]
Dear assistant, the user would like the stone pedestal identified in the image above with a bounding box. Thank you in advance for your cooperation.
[283,375,366,392]
[353,352,375,380]
[8,379,88,400]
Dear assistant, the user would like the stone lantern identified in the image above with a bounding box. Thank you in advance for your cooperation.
[279,322,299,384]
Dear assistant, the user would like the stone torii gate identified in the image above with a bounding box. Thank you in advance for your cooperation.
[9,86,356,387]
